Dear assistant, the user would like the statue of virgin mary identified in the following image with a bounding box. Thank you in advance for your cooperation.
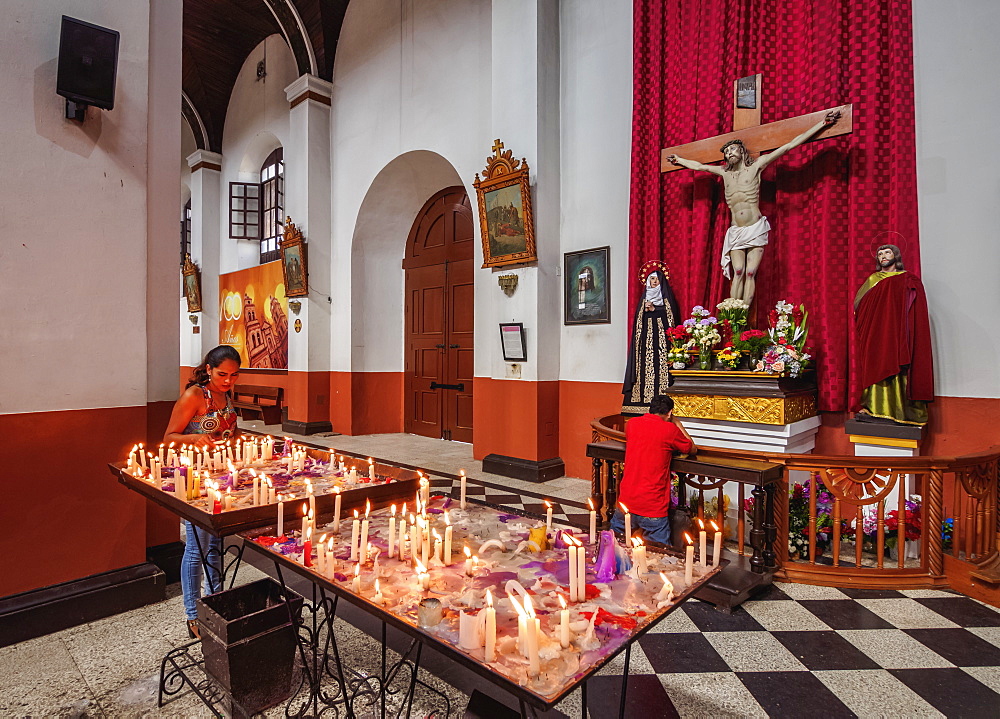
[621,267,682,416]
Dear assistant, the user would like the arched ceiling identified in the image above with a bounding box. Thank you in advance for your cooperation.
[183,0,349,153]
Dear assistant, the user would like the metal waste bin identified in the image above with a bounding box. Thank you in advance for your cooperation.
[197,578,303,717]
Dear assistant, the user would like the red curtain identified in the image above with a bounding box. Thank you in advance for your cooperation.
[629,0,919,411]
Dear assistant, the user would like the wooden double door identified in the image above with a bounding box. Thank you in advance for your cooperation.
[403,187,474,442]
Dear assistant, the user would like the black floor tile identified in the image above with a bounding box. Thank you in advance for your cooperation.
[681,601,766,632]
[772,630,881,670]
[583,674,679,718]
[488,495,525,507]
[914,597,1000,627]
[836,587,906,599]
[751,583,794,601]
[737,671,856,718]
[638,633,732,674]
[904,628,1000,667]
[798,599,895,630]
[890,667,1000,716]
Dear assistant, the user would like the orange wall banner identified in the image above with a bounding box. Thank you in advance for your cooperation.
[219,261,289,369]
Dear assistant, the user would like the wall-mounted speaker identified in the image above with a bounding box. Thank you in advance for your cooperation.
[56,16,120,121]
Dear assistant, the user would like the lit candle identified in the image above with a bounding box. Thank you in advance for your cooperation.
[420,475,430,507]
[656,572,674,602]
[711,520,722,567]
[632,537,648,575]
[372,579,383,605]
[684,532,694,586]
[443,511,453,565]
[317,534,327,573]
[432,530,442,565]
[621,502,632,541]
[308,486,316,520]
[158,443,165,464]
[697,518,707,566]
[167,442,177,467]
[484,590,496,662]
[212,485,221,514]
[368,457,375,480]
[327,538,336,577]
[277,495,284,536]
[252,476,260,506]
[577,538,586,601]
[303,528,313,567]
[558,595,570,648]
[567,538,579,602]
[421,517,430,568]
[350,510,360,561]
[459,469,467,509]
[266,477,274,504]
[510,594,527,656]
[224,487,233,511]
[588,498,597,544]
[333,486,342,533]
[352,562,361,593]
[360,500,371,563]
[415,560,429,590]
[399,508,408,561]
[301,502,309,539]
[389,504,397,558]
[524,594,540,677]
[409,514,419,567]
[545,500,553,534]
[463,546,473,576]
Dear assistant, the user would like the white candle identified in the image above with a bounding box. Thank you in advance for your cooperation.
[432,531,442,565]
[373,579,383,605]
[352,563,361,593]
[511,595,527,656]
[301,503,309,539]
[360,501,371,563]
[458,610,479,650]
[399,512,408,561]
[317,534,327,573]
[588,498,597,544]
[443,511,453,565]
[711,520,723,567]
[308,489,316,520]
[656,572,674,601]
[621,503,632,541]
[419,476,429,507]
[525,595,540,676]
[463,546,473,576]
[698,519,707,566]
[350,510,360,561]
[632,537,648,575]
[389,504,397,559]
[252,477,260,506]
[158,443,165,464]
[224,487,233,511]
[567,540,579,602]
[558,595,570,648]
[277,496,284,536]
[684,533,694,586]
[327,538,337,578]
[421,518,430,568]
[545,500,553,534]
[460,470,467,509]
[368,458,375,480]
[409,515,419,567]
[577,539,586,601]
[333,486,342,533]
[484,590,496,662]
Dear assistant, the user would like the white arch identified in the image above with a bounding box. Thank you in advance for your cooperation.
[349,150,468,373]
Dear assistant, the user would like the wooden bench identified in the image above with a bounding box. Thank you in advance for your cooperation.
[233,384,283,425]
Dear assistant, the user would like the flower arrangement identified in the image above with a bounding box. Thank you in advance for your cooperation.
[734,329,769,359]
[666,347,689,369]
[716,298,750,337]
[884,496,922,549]
[666,324,691,349]
[683,306,721,347]
[716,344,742,370]
[744,474,834,560]
[756,300,812,377]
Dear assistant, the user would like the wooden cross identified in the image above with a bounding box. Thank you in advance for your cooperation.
[660,74,853,173]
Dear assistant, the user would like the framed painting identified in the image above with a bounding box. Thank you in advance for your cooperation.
[182,254,202,313]
[280,217,308,297]
[564,246,610,325]
[473,139,537,268]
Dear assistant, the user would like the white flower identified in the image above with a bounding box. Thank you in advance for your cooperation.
[775,300,794,314]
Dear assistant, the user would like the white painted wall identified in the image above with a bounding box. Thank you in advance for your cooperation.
[913,0,1000,399]
[0,1,174,414]
[219,34,298,273]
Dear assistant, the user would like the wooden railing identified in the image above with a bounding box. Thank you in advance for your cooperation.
[591,415,1000,605]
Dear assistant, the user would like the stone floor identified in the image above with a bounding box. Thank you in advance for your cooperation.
[3,430,1000,717]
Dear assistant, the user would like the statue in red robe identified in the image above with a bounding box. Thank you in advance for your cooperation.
[853,244,934,425]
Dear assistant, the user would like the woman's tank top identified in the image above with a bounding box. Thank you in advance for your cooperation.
[184,385,238,440]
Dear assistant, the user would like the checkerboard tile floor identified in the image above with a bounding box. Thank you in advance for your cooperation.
[433,477,1000,717]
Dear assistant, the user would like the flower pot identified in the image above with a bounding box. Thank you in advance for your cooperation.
[698,348,713,370]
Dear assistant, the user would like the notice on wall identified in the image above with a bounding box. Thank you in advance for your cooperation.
[219,261,289,369]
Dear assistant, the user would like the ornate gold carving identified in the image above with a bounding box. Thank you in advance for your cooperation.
[671,393,817,425]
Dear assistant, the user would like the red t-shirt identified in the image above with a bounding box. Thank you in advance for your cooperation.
[618,413,693,518]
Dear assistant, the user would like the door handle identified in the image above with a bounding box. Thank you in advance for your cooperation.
[435,343,446,349]
[449,344,460,349]
[430,382,465,391]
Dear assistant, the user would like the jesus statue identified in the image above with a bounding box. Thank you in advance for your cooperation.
[667,108,843,306]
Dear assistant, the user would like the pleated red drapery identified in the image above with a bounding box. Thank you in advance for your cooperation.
[628,0,920,411]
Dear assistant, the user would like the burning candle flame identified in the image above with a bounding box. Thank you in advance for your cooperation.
[486,589,493,607]
[588,498,594,511]
[464,546,471,558]
[508,593,525,617]
[444,510,451,526]
[684,532,693,545]
[559,594,567,609]
[696,518,705,529]
[619,502,629,513]
[365,499,371,517]
[710,520,719,532]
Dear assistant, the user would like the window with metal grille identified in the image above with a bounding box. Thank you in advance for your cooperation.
[180,198,191,266]
[259,148,284,264]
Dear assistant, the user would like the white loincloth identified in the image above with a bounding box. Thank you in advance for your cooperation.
[721,216,770,279]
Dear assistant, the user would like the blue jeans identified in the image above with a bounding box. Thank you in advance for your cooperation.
[610,508,672,546]
[181,521,223,620]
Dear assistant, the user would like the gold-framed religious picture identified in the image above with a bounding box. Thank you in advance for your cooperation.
[280,217,308,297]
[564,246,611,325]
[182,254,202,313]
[473,139,537,268]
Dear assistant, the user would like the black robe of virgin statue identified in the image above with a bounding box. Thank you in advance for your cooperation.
[622,270,682,416]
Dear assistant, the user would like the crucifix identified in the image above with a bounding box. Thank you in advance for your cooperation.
[661,74,853,308]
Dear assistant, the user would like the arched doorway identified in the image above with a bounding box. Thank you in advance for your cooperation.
[403,186,474,442]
